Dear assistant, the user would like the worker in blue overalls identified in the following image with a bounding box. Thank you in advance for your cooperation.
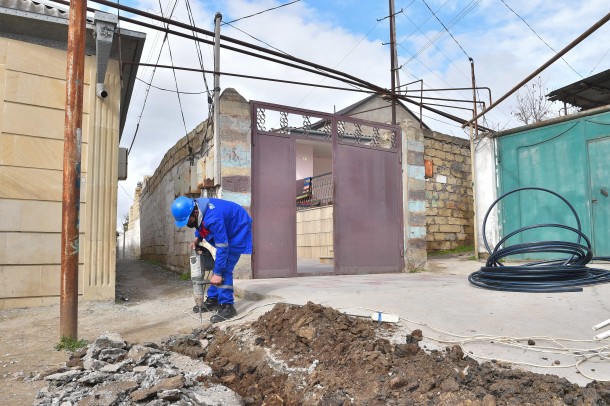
[171,196,252,323]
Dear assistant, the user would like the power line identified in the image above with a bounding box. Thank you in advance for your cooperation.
[119,182,134,202]
[500,0,582,78]
[224,22,290,56]
[184,0,212,99]
[294,20,382,107]
[398,10,470,83]
[135,76,207,94]
[51,0,489,130]
[127,0,180,154]
[125,62,374,94]
[419,0,471,59]
[222,0,300,25]
[157,0,192,157]
[589,47,610,75]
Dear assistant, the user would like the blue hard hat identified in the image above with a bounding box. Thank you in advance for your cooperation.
[171,196,195,227]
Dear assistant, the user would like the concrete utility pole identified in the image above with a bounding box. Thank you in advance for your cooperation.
[469,58,480,260]
[213,12,222,186]
[389,0,397,125]
[60,0,87,339]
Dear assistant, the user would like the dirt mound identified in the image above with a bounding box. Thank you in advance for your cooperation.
[205,302,610,405]
[35,302,610,405]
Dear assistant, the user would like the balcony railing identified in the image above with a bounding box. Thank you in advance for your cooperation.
[296,172,333,210]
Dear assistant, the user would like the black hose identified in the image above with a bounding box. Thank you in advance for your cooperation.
[468,187,610,292]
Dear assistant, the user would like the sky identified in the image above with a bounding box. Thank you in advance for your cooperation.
[87,0,610,230]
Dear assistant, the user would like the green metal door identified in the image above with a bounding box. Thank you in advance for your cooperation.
[587,137,610,256]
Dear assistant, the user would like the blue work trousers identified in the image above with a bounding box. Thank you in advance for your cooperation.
[207,251,241,305]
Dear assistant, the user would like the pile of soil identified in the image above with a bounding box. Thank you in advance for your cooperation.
[203,302,610,405]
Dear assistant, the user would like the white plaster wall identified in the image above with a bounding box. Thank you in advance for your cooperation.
[123,220,141,259]
[314,157,332,176]
[473,137,500,255]
[296,144,313,179]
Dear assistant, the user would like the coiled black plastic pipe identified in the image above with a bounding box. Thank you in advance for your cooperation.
[468,187,610,292]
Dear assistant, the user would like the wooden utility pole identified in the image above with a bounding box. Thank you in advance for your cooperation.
[60,0,87,339]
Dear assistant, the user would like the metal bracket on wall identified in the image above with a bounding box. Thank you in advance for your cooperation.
[93,11,118,99]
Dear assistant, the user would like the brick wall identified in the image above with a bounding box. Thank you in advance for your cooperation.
[424,131,474,251]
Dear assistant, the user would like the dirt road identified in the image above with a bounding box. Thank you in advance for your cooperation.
[0,259,215,405]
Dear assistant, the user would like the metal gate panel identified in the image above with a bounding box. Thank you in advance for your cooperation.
[251,132,296,278]
[333,116,403,274]
[251,101,403,278]
[587,136,610,256]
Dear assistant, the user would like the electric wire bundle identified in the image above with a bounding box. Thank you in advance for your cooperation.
[469,187,610,293]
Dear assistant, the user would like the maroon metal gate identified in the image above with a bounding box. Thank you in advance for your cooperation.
[251,101,403,278]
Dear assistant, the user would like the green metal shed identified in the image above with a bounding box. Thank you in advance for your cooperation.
[495,107,610,257]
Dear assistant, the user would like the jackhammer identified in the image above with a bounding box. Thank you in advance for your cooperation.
[190,245,215,323]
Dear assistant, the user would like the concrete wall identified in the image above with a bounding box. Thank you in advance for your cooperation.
[138,89,252,277]
[0,38,121,309]
[297,206,333,259]
[424,131,474,251]
[346,96,422,127]
[473,136,499,256]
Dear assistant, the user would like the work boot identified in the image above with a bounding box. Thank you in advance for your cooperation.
[192,297,218,313]
[210,304,237,323]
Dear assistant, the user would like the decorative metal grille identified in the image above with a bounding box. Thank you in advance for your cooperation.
[256,108,266,131]
[322,119,332,140]
[337,120,346,141]
[390,130,397,149]
[354,123,363,144]
[279,111,289,134]
[302,115,311,137]
[372,127,381,147]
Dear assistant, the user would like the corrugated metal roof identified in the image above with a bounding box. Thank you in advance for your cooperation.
[547,68,610,111]
[0,0,73,19]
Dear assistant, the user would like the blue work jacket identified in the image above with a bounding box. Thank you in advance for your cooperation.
[193,198,252,276]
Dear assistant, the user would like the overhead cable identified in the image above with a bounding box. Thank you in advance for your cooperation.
[419,0,472,59]
[464,11,610,127]
[500,0,582,78]
[135,76,207,94]
[127,0,180,154]
[157,0,191,158]
[222,0,300,26]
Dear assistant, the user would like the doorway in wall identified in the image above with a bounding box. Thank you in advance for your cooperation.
[251,100,403,279]
[295,139,334,275]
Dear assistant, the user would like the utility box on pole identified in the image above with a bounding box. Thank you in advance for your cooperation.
[118,148,128,180]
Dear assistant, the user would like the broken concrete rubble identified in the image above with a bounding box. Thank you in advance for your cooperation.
[35,331,241,406]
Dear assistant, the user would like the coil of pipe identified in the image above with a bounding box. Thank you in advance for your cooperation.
[468,187,610,293]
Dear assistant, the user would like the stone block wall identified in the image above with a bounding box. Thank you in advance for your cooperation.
[296,206,333,259]
[138,89,252,277]
[424,131,474,251]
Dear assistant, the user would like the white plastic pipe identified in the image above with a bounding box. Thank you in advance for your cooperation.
[594,329,610,341]
[370,312,399,323]
[592,318,610,331]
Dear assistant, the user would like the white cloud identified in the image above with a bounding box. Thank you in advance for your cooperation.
[115,0,610,228]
